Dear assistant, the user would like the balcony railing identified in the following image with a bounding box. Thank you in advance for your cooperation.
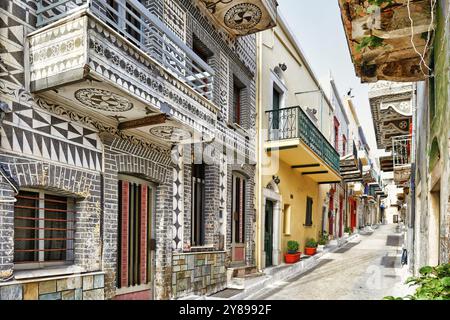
[266,106,340,173]
[393,135,412,168]
[37,0,215,100]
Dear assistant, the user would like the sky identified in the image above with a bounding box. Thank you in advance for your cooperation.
[277,0,380,155]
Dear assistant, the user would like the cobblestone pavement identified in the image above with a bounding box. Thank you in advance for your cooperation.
[252,224,414,300]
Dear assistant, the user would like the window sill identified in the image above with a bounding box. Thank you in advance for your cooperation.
[13,265,87,281]
[227,122,249,136]
[303,224,313,228]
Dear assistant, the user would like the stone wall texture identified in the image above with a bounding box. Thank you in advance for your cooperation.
[172,252,226,298]
[0,273,105,300]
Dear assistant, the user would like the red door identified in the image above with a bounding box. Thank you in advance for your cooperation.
[328,192,334,235]
[350,199,357,231]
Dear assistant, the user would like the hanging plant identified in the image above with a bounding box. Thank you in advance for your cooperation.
[356,35,385,52]
[367,0,394,6]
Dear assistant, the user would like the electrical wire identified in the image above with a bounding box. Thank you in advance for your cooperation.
[406,0,436,77]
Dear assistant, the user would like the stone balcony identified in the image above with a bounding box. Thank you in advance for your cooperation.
[29,1,222,149]
[195,0,278,37]
[338,0,433,82]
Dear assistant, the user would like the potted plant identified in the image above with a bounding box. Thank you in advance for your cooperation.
[344,226,351,238]
[284,240,301,264]
[305,239,318,256]
[317,231,328,252]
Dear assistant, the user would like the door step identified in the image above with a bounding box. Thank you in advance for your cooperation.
[226,265,264,289]
[228,264,258,277]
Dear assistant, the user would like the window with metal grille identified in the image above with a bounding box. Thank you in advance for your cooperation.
[14,191,75,266]
[233,76,246,126]
[232,174,246,244]
[305,196,313,227]
[191,163,205,247]
[117,177,154,289]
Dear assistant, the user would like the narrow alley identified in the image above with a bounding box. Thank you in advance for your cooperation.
[251,224,412,300]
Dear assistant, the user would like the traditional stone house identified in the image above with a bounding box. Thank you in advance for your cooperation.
[0,0,277,300]
[412,0,449,274]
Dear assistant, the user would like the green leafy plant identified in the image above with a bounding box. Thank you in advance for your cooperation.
[367,0,393,6]
[356,36,384,52]
[384,264,450,300]
[287,241,299,254]
[344,226,351,234]
[305,239,318,248]
[318,231,329,245]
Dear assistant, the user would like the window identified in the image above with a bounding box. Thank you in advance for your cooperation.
[342,135,347,156]
[283,205,291,235]
[233,77,246,126]
[14,191,75,266]
[305,197,313,227]
[271,87,281,134]
[334,117,340,150]
[191,164,205,247]
[192,35,213,95]
[232,174,246,244]
[117,177,154,289]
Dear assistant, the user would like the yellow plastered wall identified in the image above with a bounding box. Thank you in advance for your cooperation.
[263,158,321,254]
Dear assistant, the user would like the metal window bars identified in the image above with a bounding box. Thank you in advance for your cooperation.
[36,0,215,100]
[14,192,75,264]
[392,135,412,168]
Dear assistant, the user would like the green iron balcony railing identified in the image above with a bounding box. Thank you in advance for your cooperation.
[266,106,340,173]
[36,0,215,100]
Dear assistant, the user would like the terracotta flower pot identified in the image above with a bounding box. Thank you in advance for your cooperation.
[284,252,301,264]
[305,247,317,256]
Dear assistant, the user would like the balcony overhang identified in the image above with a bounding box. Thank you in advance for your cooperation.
[394,165,412,186]
[265,139,341,183]
[195,0,278,37]
[338,0,433,82]
[28,13,219,147]
[380,155,394,172]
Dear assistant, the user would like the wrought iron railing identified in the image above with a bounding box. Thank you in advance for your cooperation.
[393,135,412,168]
[266,106,340,173]
[36,0,215,100]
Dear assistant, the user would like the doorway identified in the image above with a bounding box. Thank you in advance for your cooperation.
[429,180,441,266]
[265,200,274,267]
[116,175,156,300]
[231,173,246,263]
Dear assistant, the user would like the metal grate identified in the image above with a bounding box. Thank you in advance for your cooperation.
[392,135,412,168]
[14,191,75,264]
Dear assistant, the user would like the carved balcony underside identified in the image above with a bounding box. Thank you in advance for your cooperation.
[195,0,277,36]
[27,13,225,152]
[338,0,433,82]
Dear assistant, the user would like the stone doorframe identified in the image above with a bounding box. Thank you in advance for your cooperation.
[261,181,282,269]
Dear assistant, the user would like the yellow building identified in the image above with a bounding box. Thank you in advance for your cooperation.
[255,14,341,270]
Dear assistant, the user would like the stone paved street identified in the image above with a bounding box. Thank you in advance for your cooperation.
[252,225,413,300]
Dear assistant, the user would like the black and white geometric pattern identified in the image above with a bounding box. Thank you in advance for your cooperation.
[1,102,102,171]
[172,145,184,251]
